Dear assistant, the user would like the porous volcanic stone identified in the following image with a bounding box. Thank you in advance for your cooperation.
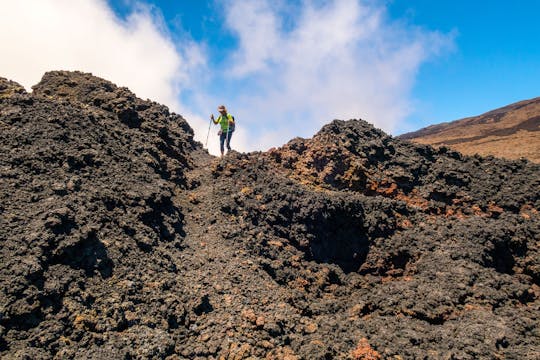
[1,72,539,359]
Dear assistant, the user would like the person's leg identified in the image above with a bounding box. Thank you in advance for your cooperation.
[226,130,233,152]
[219,132,226,156]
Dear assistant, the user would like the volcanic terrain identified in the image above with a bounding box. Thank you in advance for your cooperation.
[399,97,540,163]
[1,71,539,359]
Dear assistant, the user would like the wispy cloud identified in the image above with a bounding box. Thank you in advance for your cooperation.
[215,0,454,151]
[0,0,204,111]
[0,0,453,156]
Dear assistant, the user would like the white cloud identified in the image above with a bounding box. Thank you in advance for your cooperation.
[218,0,454,150]
[225,0,281,76]
[0,0,454,156]
[0,0,203,112]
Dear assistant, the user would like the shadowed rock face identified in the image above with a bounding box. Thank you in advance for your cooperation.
[1,71,539,359]
[399,97,540,162]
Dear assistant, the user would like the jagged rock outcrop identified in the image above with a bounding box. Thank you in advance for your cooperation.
[1,72,198,359]
[1,72,539,359]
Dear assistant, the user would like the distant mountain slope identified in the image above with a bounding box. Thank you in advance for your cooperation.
[399,97,540,162]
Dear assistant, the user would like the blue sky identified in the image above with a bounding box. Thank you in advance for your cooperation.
[1,1,539,154]
[109,0,540,137]
[386,0,540,132]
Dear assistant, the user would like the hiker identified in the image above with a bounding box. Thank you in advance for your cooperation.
[211,105,235,156]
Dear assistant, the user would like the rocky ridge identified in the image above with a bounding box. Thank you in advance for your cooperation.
[1,72,539,359]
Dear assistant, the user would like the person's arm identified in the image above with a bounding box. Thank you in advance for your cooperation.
[211,114,219,124]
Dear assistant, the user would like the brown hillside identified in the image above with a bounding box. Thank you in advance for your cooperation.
[399,97,540,162]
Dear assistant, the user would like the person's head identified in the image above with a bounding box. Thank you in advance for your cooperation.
[217,105,227,114]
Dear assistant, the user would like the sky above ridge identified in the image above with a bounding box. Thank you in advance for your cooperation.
[1,0,539,155]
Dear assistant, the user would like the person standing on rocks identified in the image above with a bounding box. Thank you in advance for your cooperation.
[211,105,235,156]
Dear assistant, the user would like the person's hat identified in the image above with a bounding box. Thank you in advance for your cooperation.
[217,105,227,112]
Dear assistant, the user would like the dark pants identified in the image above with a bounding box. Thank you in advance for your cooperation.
[220,130,233,153]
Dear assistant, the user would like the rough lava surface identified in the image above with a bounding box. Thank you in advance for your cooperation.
[1,71,539,359]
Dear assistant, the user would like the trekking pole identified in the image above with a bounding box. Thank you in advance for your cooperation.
[205,115,213,148]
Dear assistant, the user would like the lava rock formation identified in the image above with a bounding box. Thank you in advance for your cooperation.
[1,71,539,359]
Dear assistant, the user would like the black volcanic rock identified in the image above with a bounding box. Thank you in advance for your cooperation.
[0,78,26,97]
[1,72,539,359]
[1,72,198,358]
